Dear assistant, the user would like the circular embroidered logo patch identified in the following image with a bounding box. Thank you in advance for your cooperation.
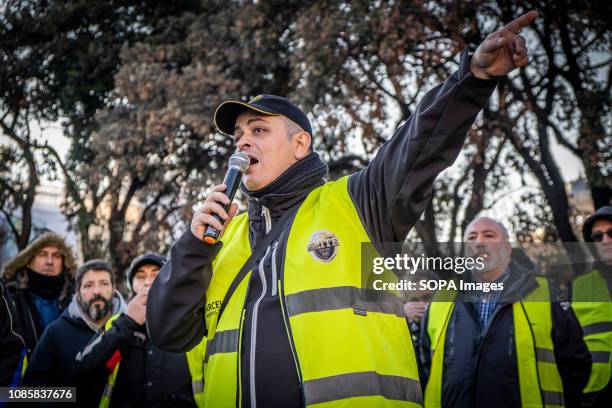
[307,230,340,262]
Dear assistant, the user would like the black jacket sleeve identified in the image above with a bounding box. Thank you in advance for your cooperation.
[20,326,58,386]
[74,313,140,380]
[0,280,24,386]
[147,230,221,352]
[348,49,499,243]
[551,302,592,408]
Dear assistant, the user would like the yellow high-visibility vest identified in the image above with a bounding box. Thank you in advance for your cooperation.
[186,337,206,408]
[99,314,121,408]
[202,176,423,407]
[99,314,204,408]
[572,269,612,393]
[425,277,564,408]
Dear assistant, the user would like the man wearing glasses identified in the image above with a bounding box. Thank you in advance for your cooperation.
[572,206,612,407]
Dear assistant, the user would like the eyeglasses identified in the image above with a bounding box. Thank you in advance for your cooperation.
[592,228,612,242]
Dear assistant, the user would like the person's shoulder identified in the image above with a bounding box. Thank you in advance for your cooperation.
[571,269,600,296]
[1,279,29,308]
[572,269,599,285]
[45,314,69,333]
[0,278,10,299]
[313,176,351,201]
[541,278,567,303]
[33,322,62,352]
[1,277,18,294]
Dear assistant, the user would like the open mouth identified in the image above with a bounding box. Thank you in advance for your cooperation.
[244,154,259,168]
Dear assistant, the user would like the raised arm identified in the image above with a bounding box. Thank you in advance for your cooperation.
[349,11,538,243]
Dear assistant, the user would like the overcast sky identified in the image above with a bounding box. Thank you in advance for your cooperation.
[37,117,584,188]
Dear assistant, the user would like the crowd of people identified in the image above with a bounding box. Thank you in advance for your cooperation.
[3,207,607,407]
[0,9,610,408]
[0,238,200,407]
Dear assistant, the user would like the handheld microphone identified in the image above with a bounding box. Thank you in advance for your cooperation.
[203,151,250,244]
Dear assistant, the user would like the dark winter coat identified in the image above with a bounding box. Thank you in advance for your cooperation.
[20,292,126,408]
[1,233,77,357]
[75,313,196,408]
[0,279,24,386]
[420,261,592,408]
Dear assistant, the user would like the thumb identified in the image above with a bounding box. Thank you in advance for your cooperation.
[227,202,239,220]
[220,203,239,239]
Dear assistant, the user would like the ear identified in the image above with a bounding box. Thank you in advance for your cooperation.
[292,131,312,159]
[503,242,513,260]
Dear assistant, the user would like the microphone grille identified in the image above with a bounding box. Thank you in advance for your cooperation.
[229,151,250,173]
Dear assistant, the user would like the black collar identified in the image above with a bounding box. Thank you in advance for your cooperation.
[242,152,328,246]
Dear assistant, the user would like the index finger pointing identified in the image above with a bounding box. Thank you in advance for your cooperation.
[503,10,538,34]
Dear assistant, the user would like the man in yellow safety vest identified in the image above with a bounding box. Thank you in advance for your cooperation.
[421,217,591,408]
[148,12,540,407]
[572,206,612,407]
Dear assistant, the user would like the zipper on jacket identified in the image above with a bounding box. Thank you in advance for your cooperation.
[271,243,279,296]
[27,305,39,345]
[1,288,26,347]
[472,301,511,405]
[249,246,271,408]
[262,206,272,233]
[248,205,273,407]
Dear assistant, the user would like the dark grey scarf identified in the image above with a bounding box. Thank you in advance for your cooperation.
[241,152,328,246]
[241,151,328,201]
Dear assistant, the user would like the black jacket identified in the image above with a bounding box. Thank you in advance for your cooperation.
[420,261,592,408]
[75,313,196,408]
[1,233,77,359]
[4,281,70,360]
[0,280,25,386]
[148,49,499,407]
[19,293,122,408]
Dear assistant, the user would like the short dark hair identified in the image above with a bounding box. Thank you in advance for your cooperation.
[76,259,114,290]
[282,116,313,152]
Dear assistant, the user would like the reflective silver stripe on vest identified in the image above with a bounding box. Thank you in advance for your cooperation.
[192,379,204,394]
[535,348,557,363]
[541,390,564,406]
[285,287,404,318]
[303,371,423,405]
[582,321,612,336]
[204,329,239,363]
[102,383,113,399]
[591,350,611,363]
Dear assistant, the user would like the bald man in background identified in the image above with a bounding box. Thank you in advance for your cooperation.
[421,217,591,407]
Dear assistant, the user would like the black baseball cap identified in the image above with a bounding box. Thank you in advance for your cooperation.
[126,253,166,290]
[214,94,312,136]
[583,205,612,242]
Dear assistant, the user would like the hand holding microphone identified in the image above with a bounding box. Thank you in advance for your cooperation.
[190,152,250,244]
